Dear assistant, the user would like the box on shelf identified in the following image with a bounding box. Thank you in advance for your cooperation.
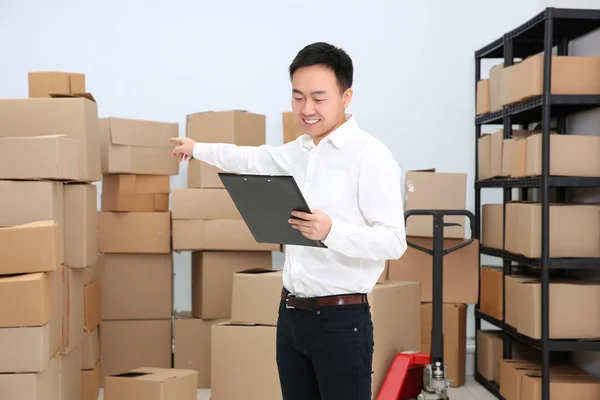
[504,275,538,329]
[28,71,85,98]
[100,254,173,320]
[476,330,503,383]
[101,174,170,212]
[282,111,304,143]
[525,133,600,177]
[231,269,283,326]
[64,183,97,269]
[97,212,171,254]
[104,367,198,400]
[521,371,600,398]
[186,110,266,146]
[505,202,600,258]
[0,135,79,180]
[477,130,504,180]
[0,98,101,182]
[0,356,59,400]
[481,204,503,250]
[99,117,179,176]
[489,63,504,112]
[476,79,491,115]
[0,221,60,275]
[171,188,241,220]
[188,159,226,189]
[480,266,503,320]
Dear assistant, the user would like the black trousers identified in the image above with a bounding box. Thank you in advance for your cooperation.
[275,293,375,400]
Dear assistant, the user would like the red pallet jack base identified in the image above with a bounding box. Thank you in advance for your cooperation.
[376,352,431,400]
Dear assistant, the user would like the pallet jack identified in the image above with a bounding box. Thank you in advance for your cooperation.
[377,209,475,400]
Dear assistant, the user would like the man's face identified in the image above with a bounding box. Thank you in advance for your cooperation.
[291,65,352,142]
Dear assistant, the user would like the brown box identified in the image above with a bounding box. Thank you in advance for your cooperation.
[0,181,64,263]
[388,238,479,304]
[104,367,198,400]
[282,111,304,143]
[81,328,99,370]
[174,313,227,389]
[477,134,492,180]
[231,269,283,326]
[489,63,504,112]
[172,219,281,251]
[0,271,58,328]
[28,71,85,98]
[192,251,273,319]
[84,281,101,331]
[476,79,491,115]
[0,98,101,182]
[489,130,504,178]
[98,212,171,254]
[99,320,172,384]
[99,117,179,176]
[404,170,467,239]
[171,188,241,219]
[421,303,466,387]
[186,110,266,145]
[0,221,60,275]
[505,202,600,258]
[0,135,79,180]
[81,362,100,400]
[211,324,280,400]
[480,266,503,320]
[58,344,82,400]
[188,159,225,189]
[62,267,84,355]
[505,275,538,329]
[83,258,102,286]
[0,356,60,400]
[526,133,600,177]
[521,372,600,399]
[482,204,503,250]
[476,330,503,382]
[64,183,97,269]
[502,137,527,177]
[101,254,173,320]
[504,55,600,106]
[101,174,170,212]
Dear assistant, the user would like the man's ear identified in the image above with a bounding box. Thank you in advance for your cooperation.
[343,88,353,109]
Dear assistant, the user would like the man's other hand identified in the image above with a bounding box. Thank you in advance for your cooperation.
[170,137,197,162]
[289,209,332,241]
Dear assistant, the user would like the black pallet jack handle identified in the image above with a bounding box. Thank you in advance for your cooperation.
[404,210,475,369]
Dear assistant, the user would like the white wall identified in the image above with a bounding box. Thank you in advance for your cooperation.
[0,0,539,342]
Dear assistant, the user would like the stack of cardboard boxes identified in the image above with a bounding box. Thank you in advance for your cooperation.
[0,71,103,400]
[97,116,180,385]
[387,169,479,388]
[282,111,303,144]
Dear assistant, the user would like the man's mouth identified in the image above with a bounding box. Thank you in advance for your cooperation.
[303,118,321,125]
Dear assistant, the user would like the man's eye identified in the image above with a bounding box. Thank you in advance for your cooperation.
[315,99,326,103]
[293,97,303,101]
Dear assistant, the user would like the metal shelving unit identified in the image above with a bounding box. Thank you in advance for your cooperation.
[473,7,600,400]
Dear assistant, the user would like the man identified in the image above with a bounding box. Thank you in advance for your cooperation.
[171,42,407,400]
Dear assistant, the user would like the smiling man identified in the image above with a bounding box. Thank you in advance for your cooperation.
[170,42,407,400]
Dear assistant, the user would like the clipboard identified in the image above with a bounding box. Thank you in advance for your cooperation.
[218,173,327,248]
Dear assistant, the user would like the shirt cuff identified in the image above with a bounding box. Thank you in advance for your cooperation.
[323,217,346,250]
[192,142,211,160]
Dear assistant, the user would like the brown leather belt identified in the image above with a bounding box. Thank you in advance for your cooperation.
[281,289,367,311]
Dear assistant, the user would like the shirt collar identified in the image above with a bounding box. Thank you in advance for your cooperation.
[301,113,357,149]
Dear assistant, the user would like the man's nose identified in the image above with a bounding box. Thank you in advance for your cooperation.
[302,100,315,115]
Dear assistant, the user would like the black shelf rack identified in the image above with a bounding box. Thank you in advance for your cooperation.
[473,7,600,400]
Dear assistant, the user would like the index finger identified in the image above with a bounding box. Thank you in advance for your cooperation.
[169,137,182,144]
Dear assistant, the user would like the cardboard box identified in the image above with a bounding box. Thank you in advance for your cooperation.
[186,110,266,146]
[489,63,504,112]
[81,328,99,370]
[192,251,273,319]
[83,281,101,331]
[101,174,170,212]
[99,117,179,176]
[476,79,491,115]
[404,170,468,239]
[83,258,102,286]
[502,138,527,177]
[480,266,503,320]
[62,267,84,355]
[231,269,283,326]
[171,188,241,219]
[476,330,503,382]
[504,56,600,106]
[505,202,600,258]
[477,134,492,180]
[64,183,97,269]
[0,135,79,180]
[58,344,81,400]
[174,313,227,389]
[521,372,600,399]
[504,275,538,329]
[0,356,59,400]
[211,324,280,400]
[282,111,304,143]
[526,133,600,177]
[0,181,64,263]
[97,212,171,254]
[100,254,173,320]
[99,320,172,384]
[81,362,100,400]
[172,219,280,251]
[105,367,198,400]
[0,98,101,182]
[421,303,467,387]
[188,159,225,189]
[482,204,503,250]
[489,130,504,178]
[28,71,85,98]
[0,221,60,275]
[388,238,479,304]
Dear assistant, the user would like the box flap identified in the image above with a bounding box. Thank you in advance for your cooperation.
[107,118,177,148]
[49,92,96,103]
[236,268,279,275]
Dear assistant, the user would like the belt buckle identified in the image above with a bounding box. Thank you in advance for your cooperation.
[285,296,295,309]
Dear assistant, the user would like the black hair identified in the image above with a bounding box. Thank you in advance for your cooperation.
[288,42,354,92]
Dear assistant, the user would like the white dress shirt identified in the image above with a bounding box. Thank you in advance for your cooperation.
[192,114,407,297]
